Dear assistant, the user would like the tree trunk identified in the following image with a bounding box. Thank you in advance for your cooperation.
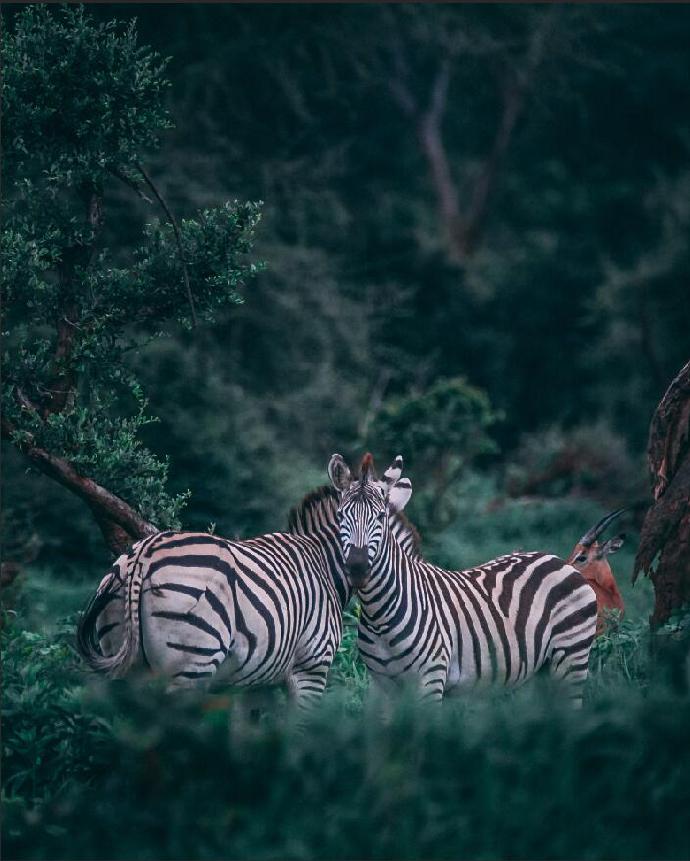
[2,413,157,557]
[634,359,690,627]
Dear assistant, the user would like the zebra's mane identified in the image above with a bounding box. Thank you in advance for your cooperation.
[287,484,339,532]
[287,484,422,556]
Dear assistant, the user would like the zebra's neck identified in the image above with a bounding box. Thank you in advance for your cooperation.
[287,485,352,608]
[287,485,422,609]
[358,528,424,633]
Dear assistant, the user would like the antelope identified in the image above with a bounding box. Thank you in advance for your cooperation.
[567,509,626,635]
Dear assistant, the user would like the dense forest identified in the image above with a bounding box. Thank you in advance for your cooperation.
[2,5,690,860]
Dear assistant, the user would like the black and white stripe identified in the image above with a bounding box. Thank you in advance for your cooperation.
[77,485,420,708]
[329,454,598,707]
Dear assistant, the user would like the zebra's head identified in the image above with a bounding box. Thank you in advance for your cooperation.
[328,452,412,587]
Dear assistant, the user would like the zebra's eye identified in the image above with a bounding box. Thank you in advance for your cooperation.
[376,511,386,522]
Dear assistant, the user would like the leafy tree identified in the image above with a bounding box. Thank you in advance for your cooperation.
[367,377,499,529]
[1,6,262,554]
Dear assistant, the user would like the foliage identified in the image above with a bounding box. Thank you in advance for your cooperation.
[505,421,644,503]
[4,3,689,565]
[121,2,690,454]
[588,617,651,694]
[3,594,690,861]
[1,617,109,813]
[1,5,262,534]
[367,377,499,529]
[2,5,170,182]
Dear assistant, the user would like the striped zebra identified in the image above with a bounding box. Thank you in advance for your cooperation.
[328,453,598,707]
[77,485,420,708]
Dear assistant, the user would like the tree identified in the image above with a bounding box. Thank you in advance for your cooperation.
[634,359,690,627]
[366,377,499,529]
[1,6,261,555]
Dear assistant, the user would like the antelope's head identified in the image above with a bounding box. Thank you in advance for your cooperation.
[568,508,626,626]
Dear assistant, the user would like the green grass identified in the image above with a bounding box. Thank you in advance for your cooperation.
[2,496,685,861]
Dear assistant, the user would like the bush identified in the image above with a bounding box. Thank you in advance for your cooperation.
[505,421,644,504]
[5,667,690,860]
[367,377,499,530]
[1,617,111,825]
[3,587,689,861]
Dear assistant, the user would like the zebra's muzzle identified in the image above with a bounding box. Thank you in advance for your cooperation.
[345,546,370,586]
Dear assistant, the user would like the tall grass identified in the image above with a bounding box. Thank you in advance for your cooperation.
[3,496,685,861]
[3,614,689,861]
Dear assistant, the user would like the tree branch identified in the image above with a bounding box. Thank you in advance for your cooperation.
[388,8,560,263]
[137,163,198,328]
[386,9,418,119]
[44,190,104,417]
[415,59,464,256]
[462,7,559,255]
[109,166,153,204]
[2,412,157,555]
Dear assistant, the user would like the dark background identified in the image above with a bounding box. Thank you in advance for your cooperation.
[4,3,690,565]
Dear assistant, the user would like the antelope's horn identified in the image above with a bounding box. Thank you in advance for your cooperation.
[578,507,628,547]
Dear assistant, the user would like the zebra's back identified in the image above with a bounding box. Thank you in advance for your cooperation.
[87,530,343,693]
[361,550,597,699]
[441,552,596,689]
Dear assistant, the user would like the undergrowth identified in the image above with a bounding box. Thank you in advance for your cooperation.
[3,596,690,861]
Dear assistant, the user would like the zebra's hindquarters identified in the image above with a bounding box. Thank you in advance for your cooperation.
[434,553,598,705]
[542,566,598,706]
[138,537,238,688]
[79,528,346,704]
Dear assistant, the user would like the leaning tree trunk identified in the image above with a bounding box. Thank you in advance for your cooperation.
[2,412,157,557]
[633,358,690,628]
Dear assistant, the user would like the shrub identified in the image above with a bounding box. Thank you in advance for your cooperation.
[367,377,499,530]
[505,421,644,504]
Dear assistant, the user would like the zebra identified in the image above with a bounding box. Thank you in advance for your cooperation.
[77,485,420,709]
[328,452,599,707]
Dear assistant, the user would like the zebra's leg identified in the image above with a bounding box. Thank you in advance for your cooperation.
[286,663,330,715]
[548,644,593,708]
[418,678,445,705]
[366,672,401,722]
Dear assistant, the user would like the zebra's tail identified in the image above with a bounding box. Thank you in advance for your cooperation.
[77,534,158,677]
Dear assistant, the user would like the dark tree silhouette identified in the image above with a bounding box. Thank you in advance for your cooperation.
[634,359,690,626]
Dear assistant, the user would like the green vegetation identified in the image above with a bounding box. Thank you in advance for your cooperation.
[2,549,686,861]
[1,6,262,548]
[2,6,690,859]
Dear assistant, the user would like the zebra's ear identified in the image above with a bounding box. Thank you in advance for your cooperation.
[388,477,412,513]
[382,454,404,487]
[328,454,352,492]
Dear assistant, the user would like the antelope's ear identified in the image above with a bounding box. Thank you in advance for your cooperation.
[328,454,352,492]
[598,534,625,558]
[388,477,412,513]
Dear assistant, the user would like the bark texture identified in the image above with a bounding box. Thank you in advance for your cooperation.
[634,359,690,627]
